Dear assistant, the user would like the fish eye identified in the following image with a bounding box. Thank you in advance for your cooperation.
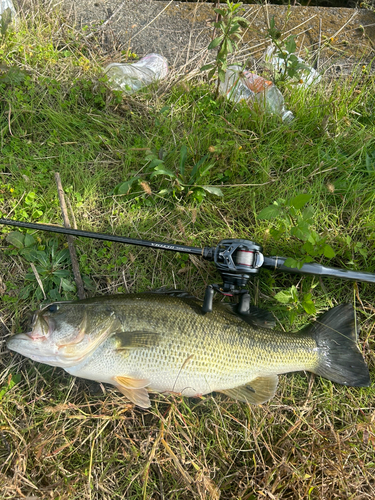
[48,304,60,313]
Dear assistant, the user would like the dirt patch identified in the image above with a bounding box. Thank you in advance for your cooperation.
[62,1,375,74]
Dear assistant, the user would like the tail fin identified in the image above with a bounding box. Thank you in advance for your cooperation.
[306,304,370,387]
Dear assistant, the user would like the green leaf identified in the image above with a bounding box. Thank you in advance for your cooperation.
[32,209,43,219]
[48,288,61,301]
[149,158,165,169]
[229,24,240,35]
[236,19,250,28]
[53,269,70,279]
[302,241,315,255]
[158,189,171,196]
[6,231,25,249]
[54,249,70,266]
[302,205,314,222]
[19,283,34,299]
[191,188,206,203]
[302,293,316,315]
[196,163,215,181]
[202,186,223,197]
[289,194,312,210]
[291,221,310,241]
[283,257,299,269]
[270,227,285,240]
[213,8,227,16]
[218,68,226,83]
[208,68,216,81]
[150,168,176,178]
[213,21,224,30]
[287,308,298,326]
[274,289,293,304]
[160,105,170,115]
[60,278,76,292]
[208,36,223,50]
[290,285,299,302]
[323,244,335,259]
[307,230,319,245]
[190,155,209,183]
[285,35,296,54]
[179,145,187,176]
[257,204,282,219]
[24,233,36,248]
[116,176,140,195]
[0,373,22,401]
[200,63,214,72]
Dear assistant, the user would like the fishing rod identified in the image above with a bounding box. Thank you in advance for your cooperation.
[1,217,375,314]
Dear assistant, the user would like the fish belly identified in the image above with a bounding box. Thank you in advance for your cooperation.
[65,336,289,397]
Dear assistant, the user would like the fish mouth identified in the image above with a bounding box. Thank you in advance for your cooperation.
[28,314,55,341]
[7,315,59,365]
[7,333,62,366]
[10,332,34,341]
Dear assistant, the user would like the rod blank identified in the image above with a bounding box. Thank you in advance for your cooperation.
[263,256,375,284]
[0,218,206,257]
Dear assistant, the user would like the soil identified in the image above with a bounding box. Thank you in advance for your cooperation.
[59,1,374,74]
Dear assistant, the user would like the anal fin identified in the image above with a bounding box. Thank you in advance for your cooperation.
[220,375,279,405]
[113,375,151,408]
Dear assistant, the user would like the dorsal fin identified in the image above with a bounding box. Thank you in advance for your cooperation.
[148,287,197,299]
[222,304,276,329]
[235,307,276,329]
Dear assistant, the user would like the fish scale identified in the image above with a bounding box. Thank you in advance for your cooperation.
[7,292,370,408]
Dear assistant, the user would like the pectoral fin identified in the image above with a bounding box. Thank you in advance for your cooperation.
[220,375,279,405]
[114,331,160,350]
[113,375,151,408]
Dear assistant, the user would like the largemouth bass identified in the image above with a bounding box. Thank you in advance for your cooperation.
[7,292,370,408]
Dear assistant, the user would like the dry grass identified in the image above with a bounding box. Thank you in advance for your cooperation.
[1,237,374,498]
[1,352,374,499]
[1,1,375,499]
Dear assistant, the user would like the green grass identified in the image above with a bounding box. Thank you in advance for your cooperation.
[1,2,375,499]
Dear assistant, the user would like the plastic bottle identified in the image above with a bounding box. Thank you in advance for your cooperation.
[104,54,168,94]
[219,65,294,123]
[0,0,16,22]
[265,46,321,88]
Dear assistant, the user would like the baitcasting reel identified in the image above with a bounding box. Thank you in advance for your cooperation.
[201,239,264,313]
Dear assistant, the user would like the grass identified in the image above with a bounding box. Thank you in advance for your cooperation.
[1,2,375,499]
